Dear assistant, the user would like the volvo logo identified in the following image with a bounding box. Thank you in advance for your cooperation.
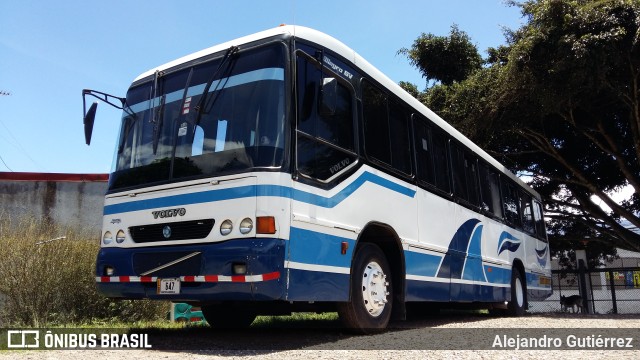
[162,226,172,239]
[152,208,186,219]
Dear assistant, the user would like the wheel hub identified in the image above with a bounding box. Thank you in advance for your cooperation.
[361,261,389,317]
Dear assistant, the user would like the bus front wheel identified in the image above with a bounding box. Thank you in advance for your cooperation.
[337,243,393,333]
[507,267,527,316]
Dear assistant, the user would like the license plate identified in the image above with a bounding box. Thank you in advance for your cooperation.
[157,278,181,295]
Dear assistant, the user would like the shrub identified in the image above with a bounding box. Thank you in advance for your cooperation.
[0,217,167,327]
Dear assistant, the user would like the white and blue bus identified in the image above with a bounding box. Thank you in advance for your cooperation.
[83,26,552,332]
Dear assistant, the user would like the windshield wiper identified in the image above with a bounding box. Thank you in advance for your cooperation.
[149,70,166,155]
[190,45,239,130]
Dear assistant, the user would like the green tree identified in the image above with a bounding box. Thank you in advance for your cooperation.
[398,81,421,99]
[398,25,483,86]
[402,0,640,252]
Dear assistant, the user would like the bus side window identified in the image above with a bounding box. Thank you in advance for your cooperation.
[388,100,412,175]
[362,81,391,164]
[533,200,547,239]
[451,143,479,206]
[413,117,436,185]
[432,130,451,193]
[520,192,535,235]
[465,156,480,207]
[451,143,469,202]
[295,51,357,182]
[501,179,521,227]
[478,163,502,218]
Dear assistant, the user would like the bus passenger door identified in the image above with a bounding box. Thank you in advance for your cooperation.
[286,47,359,302]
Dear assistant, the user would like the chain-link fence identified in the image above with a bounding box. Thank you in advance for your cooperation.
[528,267,640,314]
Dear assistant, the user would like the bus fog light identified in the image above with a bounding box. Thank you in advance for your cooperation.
[233,263,247,275]
[105,266,115,276]
[239,218,253,234]
[220,220,233,236]
[103,231,113,245]
[116,230,126,243]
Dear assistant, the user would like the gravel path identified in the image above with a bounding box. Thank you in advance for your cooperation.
[2,313,640,359]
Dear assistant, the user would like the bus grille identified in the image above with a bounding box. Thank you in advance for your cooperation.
[133,251,202,277]
[129,219,215,243]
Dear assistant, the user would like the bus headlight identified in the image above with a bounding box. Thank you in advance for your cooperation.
[239,218,253,234]
[220,220,233,236]
[116,230,126,243]
[103,231,113,245]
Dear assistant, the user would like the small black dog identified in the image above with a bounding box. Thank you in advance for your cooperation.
[560,295,584,313]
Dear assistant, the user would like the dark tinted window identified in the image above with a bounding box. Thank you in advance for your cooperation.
[501,179,521,227]
[520,192,535,234]
[478,163,502,217]
[296,51,356,182]
[388,100,412,174]
[414,118,435,185]
[297,54,354,151]
[362,81,412,175]
[451,143,479,205]
[533,201,547,239]
[432,131,451,193]
[362,81,391,164]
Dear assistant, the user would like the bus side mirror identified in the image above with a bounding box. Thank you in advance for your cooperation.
[84,102,98,145]
[319,77,337,116]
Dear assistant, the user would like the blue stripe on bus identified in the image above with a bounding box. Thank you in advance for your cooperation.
[286,268,350,301]
[288,227,355,269]
[405,250,442,278]
[406,280,510,302]
[103,171,416,215]
[483,265,511,285]
[103,185,257,215]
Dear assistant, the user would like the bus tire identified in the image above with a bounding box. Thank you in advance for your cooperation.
[202,303,256,329]
[337,243,393,333]
[507,267,526,317]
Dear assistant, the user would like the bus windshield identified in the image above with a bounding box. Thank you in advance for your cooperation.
[109,44,286,191]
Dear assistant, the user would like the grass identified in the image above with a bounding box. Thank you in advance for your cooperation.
[0,216,343,329]
[0,216,167,327]
[253,312,340,328]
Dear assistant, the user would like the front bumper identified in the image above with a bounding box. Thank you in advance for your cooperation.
[95,238,285,302]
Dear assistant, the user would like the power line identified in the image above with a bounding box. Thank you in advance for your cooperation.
[0,154,13,171]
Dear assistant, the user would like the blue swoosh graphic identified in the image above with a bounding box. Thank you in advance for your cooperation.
[437,219,481,279]
[536,245,548,266]
[103,171,416,215]
[497,231,521,254]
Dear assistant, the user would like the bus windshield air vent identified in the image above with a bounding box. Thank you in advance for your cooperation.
[129,219,215,243]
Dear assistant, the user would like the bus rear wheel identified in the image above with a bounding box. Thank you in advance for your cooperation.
[337,243,393,333]
[507,267,527,316]
[202,303,256,329]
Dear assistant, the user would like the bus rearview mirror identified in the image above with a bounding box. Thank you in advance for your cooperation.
[84,102,98,145]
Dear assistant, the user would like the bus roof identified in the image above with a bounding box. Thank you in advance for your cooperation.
[133,25,539,199]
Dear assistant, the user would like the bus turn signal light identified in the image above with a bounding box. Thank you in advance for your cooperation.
[256,216,276,234]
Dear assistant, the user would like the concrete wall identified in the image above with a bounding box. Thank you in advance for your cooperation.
[0,172,108,231]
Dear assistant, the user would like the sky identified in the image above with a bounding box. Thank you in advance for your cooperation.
[0,0,525,174]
